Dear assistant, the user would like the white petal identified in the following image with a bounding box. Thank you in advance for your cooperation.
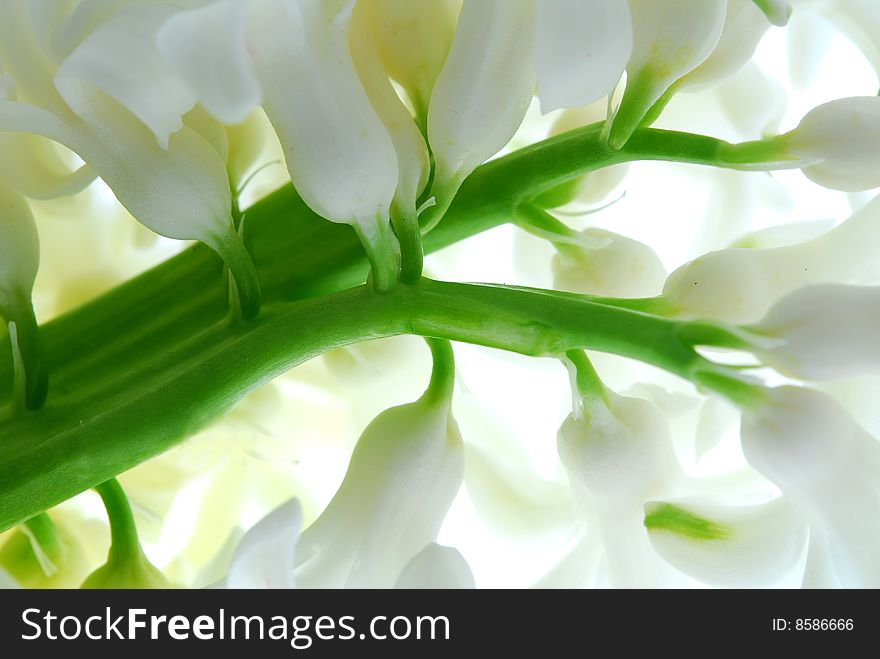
[784,97,880,192]
[741,386,880,587]
[359,0,461,122]
[552,228,666,298]
[395,543,475,589]
[247,0,398,234]
[0,178,39,299]
[156,0,262,126]
[534,0,632,113]
[558,389,681,502]
[349,1,429,216]
[427,0,535,198]
[608,0,726,148]
[296,394,464,588]
[661,194,880,323]
[645,497,807,587]
[0,132,94,199]
[754,284,880,380]
[679,0,770,91]
[226,499,302,589]
[56,4,197,148]
[787,10,835,89]
[752,0,791,26]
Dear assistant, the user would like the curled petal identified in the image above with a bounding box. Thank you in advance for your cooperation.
[534,0,632,112]
[225,499,302,589]
[56,4,197,148]
[395,543,475,589]
[645,497,807,587]
[156,0,262,126]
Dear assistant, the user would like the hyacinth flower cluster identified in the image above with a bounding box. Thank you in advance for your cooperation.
[1,0,879,590]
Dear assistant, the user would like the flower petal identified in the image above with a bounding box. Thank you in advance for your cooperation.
[645,497,807,587]
[427,0,535,199]
[226,499,302,589]
[534,0,632,113]
[156,0,262,126]
[741,386,880,587]
[395,543,475,589]
[607,0,726,148]
[55,3,196,148]
[247,0,398,235]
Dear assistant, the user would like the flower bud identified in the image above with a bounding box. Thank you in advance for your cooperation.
[223,499,301,589]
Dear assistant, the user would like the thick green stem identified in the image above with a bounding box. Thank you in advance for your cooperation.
[423,338,455,404]
[94,478,141,564]
[392,211,425,284]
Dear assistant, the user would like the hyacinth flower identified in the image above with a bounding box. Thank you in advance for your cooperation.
[747,284,880,381]
[80,479,169,589]
[649,192,880,324]
[605,0,727,149]
[294,339,466,588]
[0,179,46,410]
[159,0,402,291]
[735,386,880,587]
[0,1,262,319]
[555,351,685,587]
[0,512,92,589]
[424,0,633,229]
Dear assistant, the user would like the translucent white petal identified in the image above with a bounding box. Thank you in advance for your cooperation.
[679,0,770,91]
[787,9,835,89]
[156,0,262,126]
[752,0,791,26]
[295,394,464,588]
[0,132,94,199]
[395,543,475,589]
[56,4,196,148]
[552,229,666,298]
[359,0,461,122]
[660,194,880,323]
[247,0,398,234]
[350,1,429,216]
[608,0,726,148]
[226,499,302,589]
[0,178,40,300]
[784,97,880,192]
[741,386,880,587]
[754,284,880,380]
[645,497,807,587]
[534,0,632,112]
[428,0,535,198]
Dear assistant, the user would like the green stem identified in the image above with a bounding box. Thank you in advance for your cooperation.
[213,231,262,321]
[354,220,400,292]
[23,512,63,565]
[94,478,142,564]
[392,211,425,284]
[563,349,606,403]
[423,337,455,404]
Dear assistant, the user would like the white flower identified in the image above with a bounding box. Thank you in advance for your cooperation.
[295,361,465,588]
[659,193,880,323]
[159,0,401,284]
[753,0,792,26]
[557,377,685,586]
[607,0,727,149]
[221,499,301,589]
[644,497,807,587]
[751,284,880,380]
[0,1,260,317]
[740,386,880,587]
[552,228,667,298]
[780,96,880,192]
